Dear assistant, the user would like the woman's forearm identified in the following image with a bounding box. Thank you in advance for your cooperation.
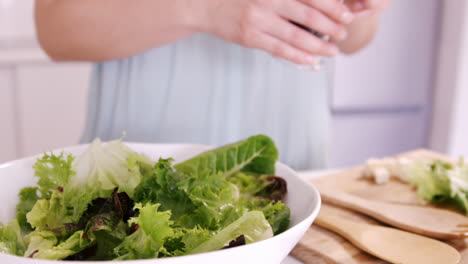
[35,0,198,61]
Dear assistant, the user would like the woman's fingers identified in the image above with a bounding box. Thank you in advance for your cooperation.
[276,0,348,41]
[299,0,354,24]
[246,30,321,65]
[259,14,339,56]
[346,0,390,14]
[201,0,351,64]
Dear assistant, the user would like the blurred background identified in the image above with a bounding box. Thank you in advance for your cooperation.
[0,0,467,169]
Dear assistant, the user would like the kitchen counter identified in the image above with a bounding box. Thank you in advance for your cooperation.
[282,169,336,264]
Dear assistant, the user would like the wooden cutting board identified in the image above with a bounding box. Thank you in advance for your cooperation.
[291,149,468,264]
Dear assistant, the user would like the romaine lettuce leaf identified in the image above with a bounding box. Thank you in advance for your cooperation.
[174,135,278,178]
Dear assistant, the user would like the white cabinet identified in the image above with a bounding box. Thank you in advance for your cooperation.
[0,68,17,162]
[16,64,92,157]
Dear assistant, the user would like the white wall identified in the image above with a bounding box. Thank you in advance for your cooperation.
[331,0,441,167]
[431,0,468,157]
[0,0,35,40]
[0,0,91,163]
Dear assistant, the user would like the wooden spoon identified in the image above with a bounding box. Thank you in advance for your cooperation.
[319,187,468,239]
[316,205,461,264]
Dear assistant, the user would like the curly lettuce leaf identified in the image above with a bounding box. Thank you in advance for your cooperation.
[33,152,75,199]
[174,135,278,178]
[24,139,154,233]
[133,158,196,223]
[178,172,244,230]
[113,203,175,260]
[134,159,244,230]
[189,211,273,254]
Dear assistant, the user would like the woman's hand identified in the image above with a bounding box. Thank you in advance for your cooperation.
[336,0,391,53]
[344,0,391,18]
[36,0,360,63]
[192,0,355,65]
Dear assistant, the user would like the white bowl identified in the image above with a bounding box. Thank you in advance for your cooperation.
[0,143,321,264]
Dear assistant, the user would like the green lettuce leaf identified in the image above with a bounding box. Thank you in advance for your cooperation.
[71,139,153,197]
[16,187,40,232]
[33,152,75,199]
[113,203,175,260]
[26,190,74,232]
[24,230,92,260]
[406,160,468,214]
[174,135,278,178]
[178,172,244,230]
[25,191,132,260]
[66,139,153,222]
[178,227,212,254]
[229,172,287,201]
[25,139,153,233]
[189,211,273,254]
[133,158,196,223]
[229,172,290,234]
[59,191,133,260]
[0,219,25,256]
[134,159,244,230]
[241,198,290,235]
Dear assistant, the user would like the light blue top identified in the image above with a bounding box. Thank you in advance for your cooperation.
[81,34,331,170]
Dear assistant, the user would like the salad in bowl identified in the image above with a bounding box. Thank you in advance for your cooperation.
[0,135,320,263]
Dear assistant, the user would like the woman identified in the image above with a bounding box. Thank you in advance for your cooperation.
[35,0,390,169]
